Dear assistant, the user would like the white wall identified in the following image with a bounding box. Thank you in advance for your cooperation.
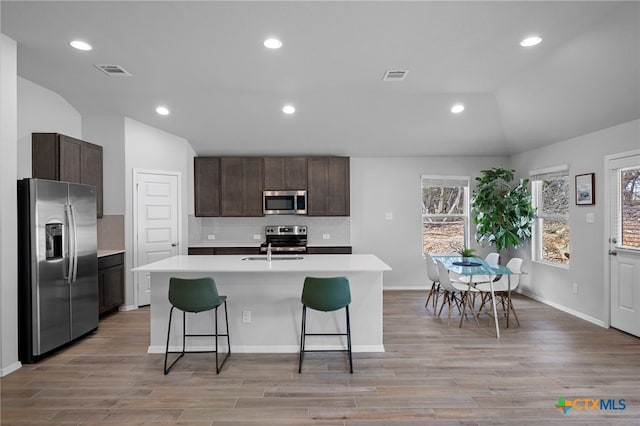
[0,32,20,376]
[16,77,82,178]
[510,119,640,323]
[82,116,125,215]
[123,117,195,307]
[351,155,507,289]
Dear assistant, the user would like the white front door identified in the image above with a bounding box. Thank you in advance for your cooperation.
[607,152,640,337]
[134,171,180,306]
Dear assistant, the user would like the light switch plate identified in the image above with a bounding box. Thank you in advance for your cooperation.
[385,212,393,220]
[586,212,595,223]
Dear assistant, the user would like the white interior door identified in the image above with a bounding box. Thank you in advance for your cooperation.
[607,152,640,337]
[134,171,180,306]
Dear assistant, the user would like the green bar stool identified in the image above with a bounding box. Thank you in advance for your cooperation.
[164,277,230,375]
[298,276,353,374]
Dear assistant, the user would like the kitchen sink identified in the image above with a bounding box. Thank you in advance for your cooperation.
[241,255,304,261]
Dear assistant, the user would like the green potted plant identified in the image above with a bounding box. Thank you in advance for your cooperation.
[456,247,476,264]
[471,167,535,253]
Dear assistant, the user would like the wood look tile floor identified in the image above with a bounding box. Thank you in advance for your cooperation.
[2,291,639,425]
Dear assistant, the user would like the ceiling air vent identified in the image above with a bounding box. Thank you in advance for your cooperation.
[94,64,132,77]
[382,70,408,81]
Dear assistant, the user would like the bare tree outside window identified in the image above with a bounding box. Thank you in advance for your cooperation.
[621,167,640,248]
[422,177,469,253]
[532,172,570,265]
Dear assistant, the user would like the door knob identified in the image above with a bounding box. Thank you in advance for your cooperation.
[608,249,617,256]
[171,243,178,247]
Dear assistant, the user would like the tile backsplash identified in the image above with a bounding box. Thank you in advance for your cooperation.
[189,215,350,246]
[97,215,125,250]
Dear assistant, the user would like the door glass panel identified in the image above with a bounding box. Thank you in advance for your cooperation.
[621,167,640,248]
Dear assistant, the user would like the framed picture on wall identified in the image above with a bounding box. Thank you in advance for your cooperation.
[575,173,595,205]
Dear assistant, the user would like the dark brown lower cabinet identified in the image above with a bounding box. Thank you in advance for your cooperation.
[306,246,353,254]
[188,247,260,255]
[98,253,124,317]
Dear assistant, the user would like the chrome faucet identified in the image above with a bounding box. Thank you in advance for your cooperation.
[267,243,272,261]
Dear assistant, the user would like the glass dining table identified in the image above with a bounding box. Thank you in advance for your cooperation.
[432,255,520,338]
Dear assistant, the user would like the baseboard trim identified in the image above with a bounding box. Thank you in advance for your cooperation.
[518,290,605,328]
[118,304,138,312]
[1,361,22,377]
[148,344,385,354]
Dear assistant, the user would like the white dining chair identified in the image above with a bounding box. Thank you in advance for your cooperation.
[424,254,441,312]
[436,260,481,326]
[476,257,523,326]
[453,252,499,286]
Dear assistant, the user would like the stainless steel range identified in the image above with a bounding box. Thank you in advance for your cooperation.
[260,225,307,253]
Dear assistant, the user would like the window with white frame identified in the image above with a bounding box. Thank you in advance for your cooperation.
[421,176,470,253]
[530,165,570,265]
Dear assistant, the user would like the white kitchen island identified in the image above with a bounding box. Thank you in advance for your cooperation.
[134,254,391,354]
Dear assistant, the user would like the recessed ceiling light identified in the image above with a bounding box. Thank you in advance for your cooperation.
[156,106,170,116]
[520,36,542,47]
[69,40,92,51]
[451,104,465,114]
[264,38,282,49]
[282,105,295,114]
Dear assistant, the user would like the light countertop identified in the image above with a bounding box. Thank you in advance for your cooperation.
[98,249,125,258]
[134,254,390,273]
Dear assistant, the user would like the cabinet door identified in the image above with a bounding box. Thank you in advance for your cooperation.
[264,157,307,190]
[103,264,124,312]
[32,133,60,180]
[59,135,83,184]
[307,157,350,216]
[215,247,261,255]
[194,157,221,216]
[81,142,103,217]
[221,157,264,216]
[98,254,124,317]
[306,246,352,254]
[188,247,216,255]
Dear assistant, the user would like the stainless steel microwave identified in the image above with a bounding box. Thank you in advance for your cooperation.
[263,190,307,215]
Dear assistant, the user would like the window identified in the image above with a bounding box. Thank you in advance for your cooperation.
[421,176,470,253]
[530,165,570,265]
[620,166,640,249]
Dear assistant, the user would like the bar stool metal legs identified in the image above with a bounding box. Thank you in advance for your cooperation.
[298,276,353,374]
[163,277,230,375]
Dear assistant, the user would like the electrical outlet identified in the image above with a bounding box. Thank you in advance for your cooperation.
[323,234,330,240]
[253,234,262,240]
[242,310,251,323]
[385,212,393,220]
[207,234,216,240]
[572,283,578,294]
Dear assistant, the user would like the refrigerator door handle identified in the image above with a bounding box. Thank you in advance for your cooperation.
[69,204,78,283]
[64,205,73,283]
[64,204,78,283]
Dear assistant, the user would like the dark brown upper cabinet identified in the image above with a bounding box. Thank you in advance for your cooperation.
[32,133,104,217]
[307,156,350,216]
[220,157,264,216]
[194,157,221,217]
[263,157,308,190]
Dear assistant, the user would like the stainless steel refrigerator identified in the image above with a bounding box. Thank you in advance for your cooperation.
[18,178,98,363]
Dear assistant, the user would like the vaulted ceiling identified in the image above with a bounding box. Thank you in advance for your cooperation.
[2,1,639,157]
